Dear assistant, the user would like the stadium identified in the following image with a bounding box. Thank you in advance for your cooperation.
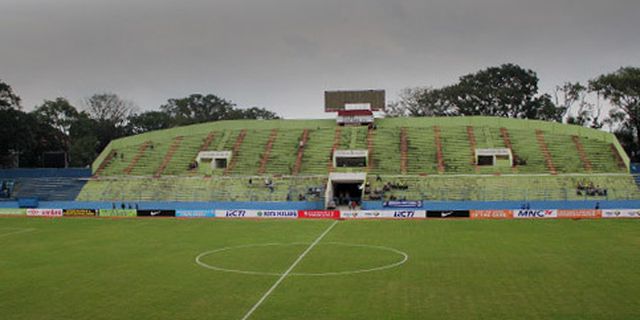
[1,89,639,319]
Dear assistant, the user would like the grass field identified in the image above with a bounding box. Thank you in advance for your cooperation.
[1,217,639,319]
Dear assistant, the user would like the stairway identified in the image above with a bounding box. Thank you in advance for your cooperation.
[327,127,342,172]
[400,127,408,175]
[571,135,593,172]
[292,129,309,175]
[224,130,247,175]
[258,129,278,174]
[466,126,479,172]
[535,130,557,175]
[94,150,116,177]
[610,144,627,170]
[366,127,375,172]
[199,132,216,152]
[433,126,445,174]
[123,141,152,175]
[154,136,184,177]
[500,127,518,173]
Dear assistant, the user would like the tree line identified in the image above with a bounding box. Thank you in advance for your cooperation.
[386,64,640,162]
[1,63,639,168]
[0,87,279,168]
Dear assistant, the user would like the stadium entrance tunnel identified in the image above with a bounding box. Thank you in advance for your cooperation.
[326,172,366,209]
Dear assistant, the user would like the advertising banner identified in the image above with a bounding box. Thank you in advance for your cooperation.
[63,209,97,217]
[556,209,600,219]
[513,209,557,219]
[601,209,640,218]
[26,209,63,217]
[215,209,249,218]
[98,209,137,217]
[383,200,423,208]
[426,210,470,218]
[137,209,176,217]
[176,210,215,218]
[470,210,513,219]
[0,208,26,215]
[298,210,340,219]
[341,210,426,219]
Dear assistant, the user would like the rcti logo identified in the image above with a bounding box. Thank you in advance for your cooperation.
[225,210,246,217]
[516,210,555,218]
[393,211,415,218]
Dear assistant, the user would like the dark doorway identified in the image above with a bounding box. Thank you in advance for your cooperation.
[333,182,362,206]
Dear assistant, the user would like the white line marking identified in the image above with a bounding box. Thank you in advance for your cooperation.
[240,220,339,320]
[0,228,35,238]
[196,242,408,276]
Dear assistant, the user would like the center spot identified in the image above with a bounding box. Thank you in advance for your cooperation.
[196,242,408,276]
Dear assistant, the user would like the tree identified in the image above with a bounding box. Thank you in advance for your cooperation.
[160,94,279,125]
[33,98,79,135]
[451,64,565,121]
[0,79,21,110]
[385,87,455,117]
[553,82,602,128]
[160,94,235,125]
[590,67,640,161]
[84,93,137,126]
[388,64,565,121]
[127,111,174,134]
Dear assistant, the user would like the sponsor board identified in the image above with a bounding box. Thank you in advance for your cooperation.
[137,210,176,217]
[383,200,423,208]
[513,209,557,219]
[298,210,340,219]
[601,209,640,219]
[214,210,297,218]
[341,210,426,219]
[26,209,63,217]
[556,209,600,219]
[98,209,137,217]
[426,210,470,218]
[0,208,26,215]
[63,209,97,217]
[176,210,215,218]
[470,210,513,219]
[215,209,248,218]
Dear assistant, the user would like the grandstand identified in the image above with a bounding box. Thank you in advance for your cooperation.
[75,116,640,204]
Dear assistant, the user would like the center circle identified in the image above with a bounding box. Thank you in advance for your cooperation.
[195,242,408,276]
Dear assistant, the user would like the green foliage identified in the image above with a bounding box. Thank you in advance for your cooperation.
[0,79,21,110]
[160,94,279,126]
[590,67,640,161]
[126,111,174,134]
[388,64,565,121]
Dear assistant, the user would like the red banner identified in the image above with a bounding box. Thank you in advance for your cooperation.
[470,210,513,219]
[556,209,601,219]
[298,210,340,219]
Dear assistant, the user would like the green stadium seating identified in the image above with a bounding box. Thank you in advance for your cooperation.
[81,117,638,202]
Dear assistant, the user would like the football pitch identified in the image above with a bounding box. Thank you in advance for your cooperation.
[1,217,639,319]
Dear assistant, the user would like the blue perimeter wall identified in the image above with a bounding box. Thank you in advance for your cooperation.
[0,168,91,178]
[2,200,640,210]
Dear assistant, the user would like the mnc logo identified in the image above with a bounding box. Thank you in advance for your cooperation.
[516,210,555,218]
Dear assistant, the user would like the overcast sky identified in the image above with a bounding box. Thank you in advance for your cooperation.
[1,0,639,118]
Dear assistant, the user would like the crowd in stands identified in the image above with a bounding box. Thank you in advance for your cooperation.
[0,180,14,198]
[576,180,608,197]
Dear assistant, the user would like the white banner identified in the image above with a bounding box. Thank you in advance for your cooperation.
[27,209,63,217]
[601,209,640,219]
[341,210,426,219]
[214,209,297,218]
[513,209,557,219]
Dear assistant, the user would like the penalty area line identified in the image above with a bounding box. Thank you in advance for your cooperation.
[240,220,339,320]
